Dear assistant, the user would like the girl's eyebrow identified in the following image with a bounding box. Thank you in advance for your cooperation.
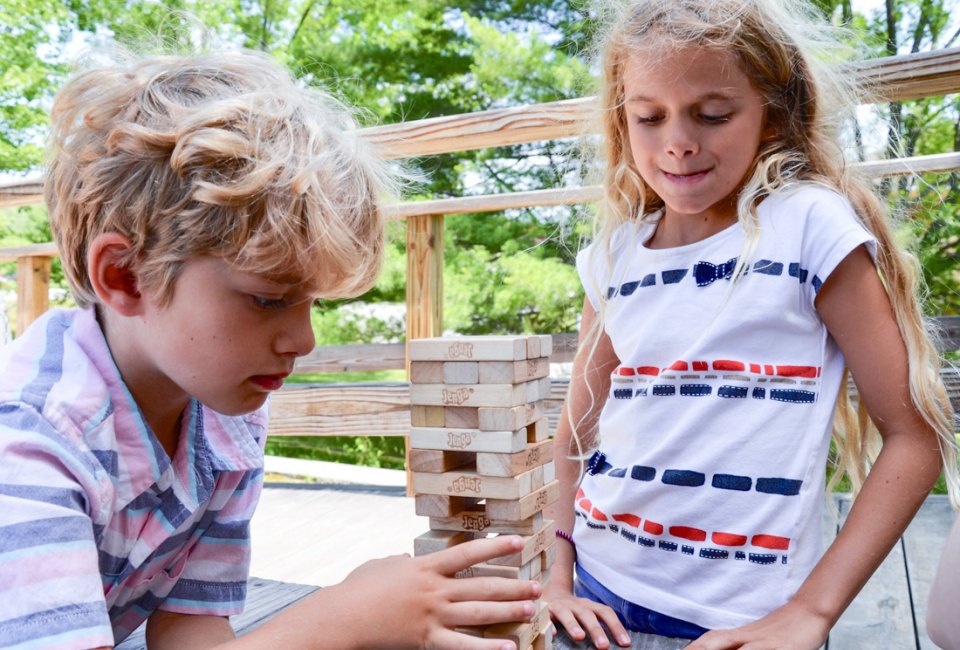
[626,91,742,103]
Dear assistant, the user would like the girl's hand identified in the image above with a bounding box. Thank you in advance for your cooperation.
[684,601,830,650]
[544,581,631,649]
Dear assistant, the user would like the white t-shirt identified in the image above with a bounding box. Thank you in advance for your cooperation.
[573,185,876,630]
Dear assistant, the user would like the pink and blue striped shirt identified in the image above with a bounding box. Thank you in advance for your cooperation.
[0,307,266,648]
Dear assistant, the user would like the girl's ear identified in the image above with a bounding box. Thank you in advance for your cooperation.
[87,233,143,317]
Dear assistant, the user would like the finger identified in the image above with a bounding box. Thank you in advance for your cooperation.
[428,536,525,574]
[551,607,588,642]
[430,627,518,650]
[576,612,612,650]
[440,599,536,627]
[592,605,631,647]
[685,629,737,650]
[446,576,541,602]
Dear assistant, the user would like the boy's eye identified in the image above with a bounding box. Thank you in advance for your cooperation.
[251,295,289,311]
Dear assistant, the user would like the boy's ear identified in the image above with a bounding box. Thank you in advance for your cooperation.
[87,233,143,317]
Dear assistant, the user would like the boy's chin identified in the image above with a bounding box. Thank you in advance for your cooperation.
[197,391,271,416]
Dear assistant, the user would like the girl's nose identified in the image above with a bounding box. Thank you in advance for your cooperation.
[664,121,699,158]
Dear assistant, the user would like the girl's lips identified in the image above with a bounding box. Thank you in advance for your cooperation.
[250,374,288,391]
[663,169,710,183]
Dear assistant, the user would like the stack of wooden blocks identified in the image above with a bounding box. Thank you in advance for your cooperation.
[409,335,558,650]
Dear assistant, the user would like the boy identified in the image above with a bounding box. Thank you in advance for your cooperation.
[0,50,539,649]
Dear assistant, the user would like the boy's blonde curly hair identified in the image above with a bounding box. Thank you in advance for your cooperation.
[45,49,392,307]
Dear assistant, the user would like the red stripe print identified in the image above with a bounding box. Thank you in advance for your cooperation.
[637,366,660,376]
[713,360,745,371]
[576,487,585,500]
[776,366,818,378]
[669,526,707,542]
[668,361,689,371]
[764,365,775,375]
[752,534,790,550]
[579,499,592,512]
[712,532,747,546]
[643,520,663,535]
[616,367,636,376]
[692,361,708,371]
[592,508,609,522]
[750,363,761,373]
[613,514,642,527]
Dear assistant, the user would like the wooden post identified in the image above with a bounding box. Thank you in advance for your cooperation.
[405,214,444,492]
[16,255,51,336]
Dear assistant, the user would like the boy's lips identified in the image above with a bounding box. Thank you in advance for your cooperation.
[250,373,290,391]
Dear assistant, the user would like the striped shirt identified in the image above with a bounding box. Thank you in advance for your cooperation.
[0,307,267,649]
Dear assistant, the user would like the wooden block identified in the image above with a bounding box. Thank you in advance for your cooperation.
[411,382,545,408]
[538,334,552,358]
[410,405,445,427]
[532,622,553,650]
[409,448,475,473]
[443,361,479,384]
[455,561,538,580]
[430,510,544,536]
[414,529,474,556]
[487,521,556,567]
[414,494,481,518]
[477,439,554,477]
[541,541,557,571]
[409,336,528,362]
[528,417,550,442]
[412,466,541,500]
[486,480,559,521]
[525,335,541,359]
[479,401,543,431]
[444,406,479,429]
[524,377,551,402]
[478,357,550,384]
[410,426,528,453]
[543,461,555,484]
[410,361,444,384]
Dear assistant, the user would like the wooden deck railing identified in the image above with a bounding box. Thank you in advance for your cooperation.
[4,47,960,438]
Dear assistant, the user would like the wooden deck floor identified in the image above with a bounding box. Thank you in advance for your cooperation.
[117,477,954,649]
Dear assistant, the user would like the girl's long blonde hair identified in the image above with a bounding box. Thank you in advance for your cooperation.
[580,0,959,506]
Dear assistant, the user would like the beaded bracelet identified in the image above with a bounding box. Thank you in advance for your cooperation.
[555,529,576,558]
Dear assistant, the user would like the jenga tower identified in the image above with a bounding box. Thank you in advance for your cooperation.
[409,334,557,650]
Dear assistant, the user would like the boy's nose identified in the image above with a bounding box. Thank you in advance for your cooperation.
[276,302,317,358]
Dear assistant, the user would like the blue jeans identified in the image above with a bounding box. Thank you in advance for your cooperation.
[574,564,710,640]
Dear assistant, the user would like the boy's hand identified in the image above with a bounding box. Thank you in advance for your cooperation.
[683,601,830,650]
[335,535,541,649]
[544,580,631,649]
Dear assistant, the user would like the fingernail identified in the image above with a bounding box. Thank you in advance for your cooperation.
[530,581,542,596]
[523,601,535,617]
[500,643,516,650]
[619,634,631,645]
[510,536,523,548]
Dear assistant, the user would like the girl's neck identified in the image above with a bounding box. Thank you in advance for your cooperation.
[646,207,738,249]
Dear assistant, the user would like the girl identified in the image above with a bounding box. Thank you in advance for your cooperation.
[544,1,960,648]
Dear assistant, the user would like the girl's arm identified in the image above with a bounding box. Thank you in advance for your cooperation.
[544,298,631,649]
[689,245,945,650]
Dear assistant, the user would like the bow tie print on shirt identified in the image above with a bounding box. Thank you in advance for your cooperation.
[694,258,738,287]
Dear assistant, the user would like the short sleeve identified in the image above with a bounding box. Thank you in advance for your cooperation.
[792,187,877,305]
[576,222,651,312]
[0,404,114,649]
[159,467,263,616]
[576,241,605,312]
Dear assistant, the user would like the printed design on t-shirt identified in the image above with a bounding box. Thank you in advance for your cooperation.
[585,450,804,497]
[606,258,824,299]
[610,359,821,404]
[575,487,790,566]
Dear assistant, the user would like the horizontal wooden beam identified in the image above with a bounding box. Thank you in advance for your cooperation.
[0,242,58,263]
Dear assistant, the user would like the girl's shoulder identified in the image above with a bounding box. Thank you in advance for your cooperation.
[760,182,856,220]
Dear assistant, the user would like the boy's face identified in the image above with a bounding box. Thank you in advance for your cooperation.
[133,256,317,417]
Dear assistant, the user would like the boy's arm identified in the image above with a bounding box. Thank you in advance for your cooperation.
[543,298,630,649]
[688,245,945,650]
[146,612,235,650]
[144,536,539,650]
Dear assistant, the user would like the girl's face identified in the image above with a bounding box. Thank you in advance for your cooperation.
[622,45,768,225]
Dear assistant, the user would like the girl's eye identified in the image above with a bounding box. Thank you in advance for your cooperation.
[701,114,731,124]
[635,115,662,125]
[251,295,289,311]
